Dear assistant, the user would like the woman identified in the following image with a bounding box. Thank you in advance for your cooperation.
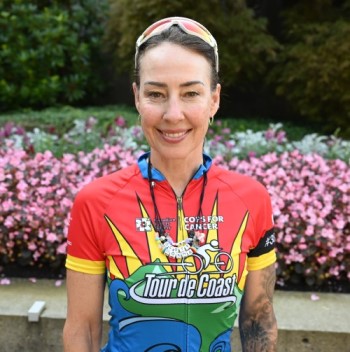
[63,17,277,351]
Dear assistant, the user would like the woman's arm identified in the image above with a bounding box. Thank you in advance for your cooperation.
[239,263,278,351]
[63,269,106,352]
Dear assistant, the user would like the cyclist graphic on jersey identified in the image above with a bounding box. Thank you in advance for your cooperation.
[196,239,220,269]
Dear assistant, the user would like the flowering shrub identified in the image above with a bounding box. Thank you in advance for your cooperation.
[2,119,350,163]
[0,140,136,274]
[0,117,349,290]
[214,151,350,289]
[0,116,148,158]
[206,122,350,163]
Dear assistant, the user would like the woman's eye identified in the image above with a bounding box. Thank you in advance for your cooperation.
[185,91,199,98]
[147,91,163,99]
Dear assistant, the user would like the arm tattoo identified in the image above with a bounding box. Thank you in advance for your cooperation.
[240,320,272,351]
[239,266,277,352]
[266,266,276,303]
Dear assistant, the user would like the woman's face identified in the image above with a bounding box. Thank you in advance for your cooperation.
[133,42,220,165]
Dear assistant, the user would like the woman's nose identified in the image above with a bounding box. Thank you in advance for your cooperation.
[163,97,184,122]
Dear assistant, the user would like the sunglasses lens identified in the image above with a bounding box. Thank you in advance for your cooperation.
[180,21,213,45]
[142,19,170,38]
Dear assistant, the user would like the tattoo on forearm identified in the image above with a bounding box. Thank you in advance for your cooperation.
[239,266,277,352]
[266,265,276,303]
[240,320,272,351]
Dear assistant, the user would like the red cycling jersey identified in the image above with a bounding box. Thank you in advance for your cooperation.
[66,153,276,352]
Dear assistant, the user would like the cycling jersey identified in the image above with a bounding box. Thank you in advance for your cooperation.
[66,152,276,352]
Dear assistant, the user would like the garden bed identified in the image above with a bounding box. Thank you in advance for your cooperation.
[1,115,349,292]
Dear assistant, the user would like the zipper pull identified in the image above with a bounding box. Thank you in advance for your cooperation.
[177,196,182,209]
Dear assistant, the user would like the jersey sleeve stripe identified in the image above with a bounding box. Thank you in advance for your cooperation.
[65,254,106,274]
[246,250,276,271]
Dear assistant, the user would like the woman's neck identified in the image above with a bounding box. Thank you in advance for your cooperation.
[150,154,203,197]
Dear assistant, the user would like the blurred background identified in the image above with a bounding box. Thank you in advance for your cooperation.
[1,0,349,138]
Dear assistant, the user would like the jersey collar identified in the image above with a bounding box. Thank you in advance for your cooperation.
[138,152,212,181]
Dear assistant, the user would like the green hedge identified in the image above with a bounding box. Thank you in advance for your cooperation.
[0,0,108,111]
[268,1,350,138]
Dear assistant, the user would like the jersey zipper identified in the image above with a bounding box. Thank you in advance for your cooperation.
[171,164,203,241]
[176,195,185,238]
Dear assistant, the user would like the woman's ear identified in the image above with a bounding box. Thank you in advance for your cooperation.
[210,83,221,117]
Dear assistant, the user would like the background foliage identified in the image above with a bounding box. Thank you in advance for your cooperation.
[105,0,280,87]
[268,0,350,137]
[0,0,108,111]
[1,0,350,136]
[104,0,350,137]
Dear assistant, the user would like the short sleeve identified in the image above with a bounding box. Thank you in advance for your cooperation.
[65,186,106,274]
[246,183,276,271]
[247,228,276,270]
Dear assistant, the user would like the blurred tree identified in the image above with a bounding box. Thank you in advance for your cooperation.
[268,0,350,137]
[104,0,280,88]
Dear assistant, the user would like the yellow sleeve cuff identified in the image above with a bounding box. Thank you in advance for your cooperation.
[247,250,276,271]
[65,254,106,274]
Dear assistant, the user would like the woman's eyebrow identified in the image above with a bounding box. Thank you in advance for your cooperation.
[180,80,205,87]
[144,80,204,87]
[144,81,167,87]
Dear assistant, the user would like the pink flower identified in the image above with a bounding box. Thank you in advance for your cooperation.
[57,243,67,254]
[284,234,293,243]
[15,171,24,180]
[46,232,58,242]
[317,256,327,265]
[311,293,320,301]
[18,191,27,201]
[28,243,37,251]
[276,131,286,143]
[115,116,126,127]
[221,128,231,135]
[333,218,345,230]
[17,180,28,191]
[4,216,15,228]
[2,199,14,212]
[0,278,11,285]
[265,129,275,141]
[55,280,63,287]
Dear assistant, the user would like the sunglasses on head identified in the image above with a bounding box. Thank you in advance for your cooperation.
[135,17,219,72]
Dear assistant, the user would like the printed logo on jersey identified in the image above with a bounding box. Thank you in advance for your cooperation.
[136,215,225,233]
[265,232,276,247]
[135,218,152,231]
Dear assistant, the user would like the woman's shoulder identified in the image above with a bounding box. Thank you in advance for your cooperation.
[210,164,269,196]
[75,163,140,203]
